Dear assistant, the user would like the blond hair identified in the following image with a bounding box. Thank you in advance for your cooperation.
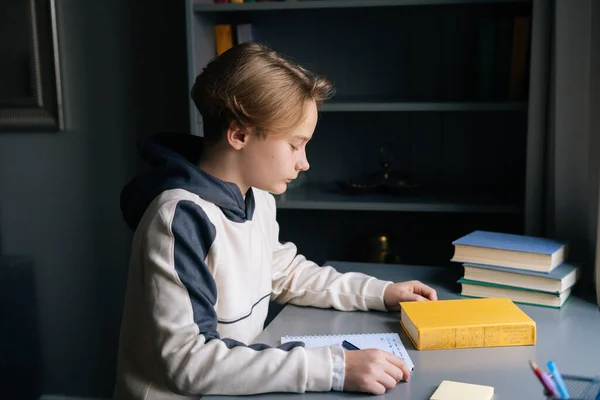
[191,42,334,144]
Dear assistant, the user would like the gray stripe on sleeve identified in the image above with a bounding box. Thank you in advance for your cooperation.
[171,200,303,352]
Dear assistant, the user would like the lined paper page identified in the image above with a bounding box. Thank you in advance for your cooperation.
[281,332,414,370]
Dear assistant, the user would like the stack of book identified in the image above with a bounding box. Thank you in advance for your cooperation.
[450,230,580,308]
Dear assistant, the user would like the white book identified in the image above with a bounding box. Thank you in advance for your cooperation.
[236,24,254,44]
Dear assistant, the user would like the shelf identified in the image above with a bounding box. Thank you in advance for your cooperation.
[194,0,529,12]
[319,101,527,112]
[275,185,523,213]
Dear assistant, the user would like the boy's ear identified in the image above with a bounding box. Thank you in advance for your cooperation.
[226,121,249,150]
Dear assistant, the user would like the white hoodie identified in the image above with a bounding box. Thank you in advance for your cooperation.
[114,134,392,399]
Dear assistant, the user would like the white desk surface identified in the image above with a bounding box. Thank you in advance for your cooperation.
[207,261,600,400]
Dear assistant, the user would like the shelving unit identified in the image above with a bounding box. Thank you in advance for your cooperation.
[185,0,533,265]
[319,101,526,112]
[193,0,530,12]
[276,184,522,213]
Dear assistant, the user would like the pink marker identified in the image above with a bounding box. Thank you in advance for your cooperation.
[530,361,558,397]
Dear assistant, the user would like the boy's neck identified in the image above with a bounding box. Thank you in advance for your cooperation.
[198,147,249,196]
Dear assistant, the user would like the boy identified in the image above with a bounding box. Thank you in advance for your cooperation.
[114,42,437,400]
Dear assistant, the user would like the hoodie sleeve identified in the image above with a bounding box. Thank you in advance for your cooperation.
[141,199,342,395]
[264,194,393,311]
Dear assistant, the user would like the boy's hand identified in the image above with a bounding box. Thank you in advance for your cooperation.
[383,280,437,311]
[343,349,410,395]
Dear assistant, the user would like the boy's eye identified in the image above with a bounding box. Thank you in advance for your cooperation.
[290,144,298,151]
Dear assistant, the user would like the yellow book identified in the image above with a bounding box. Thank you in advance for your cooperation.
[214,24,233,56]
[399,298,536,350]
[430,380,494,400]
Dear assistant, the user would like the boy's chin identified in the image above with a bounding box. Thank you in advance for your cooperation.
[270,184,288,195]
[261,182,288,195]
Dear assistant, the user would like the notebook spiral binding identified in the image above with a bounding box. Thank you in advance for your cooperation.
[282,332,392,341]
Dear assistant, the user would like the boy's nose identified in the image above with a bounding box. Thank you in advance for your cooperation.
[296,157,310,172]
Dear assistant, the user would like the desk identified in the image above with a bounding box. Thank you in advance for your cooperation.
[211,262,600,400]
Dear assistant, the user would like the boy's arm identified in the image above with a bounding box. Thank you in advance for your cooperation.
[265,195,392,310]
[141,200,344,395]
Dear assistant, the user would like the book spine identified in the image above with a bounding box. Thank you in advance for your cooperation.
[477,17,496,101]
[419,324,535,350]
[236,24,254,44]
[214,24,233,56]
[508,16,531,100]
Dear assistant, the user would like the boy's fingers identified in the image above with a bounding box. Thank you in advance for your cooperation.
[414,282,437,300]
[399,363,411,382]
[377,371,398,390]
[384,364,404,383]
[385,354,411,382]
[385,353,407,368]
[411,294,428,302]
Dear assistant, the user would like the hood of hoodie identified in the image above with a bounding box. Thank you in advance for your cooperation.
[120,132,255,231]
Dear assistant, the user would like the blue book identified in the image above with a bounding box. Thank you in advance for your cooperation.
[451,230,568,273]
[463,262,580,293]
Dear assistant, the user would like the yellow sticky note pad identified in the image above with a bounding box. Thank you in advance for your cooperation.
[430,380,494,400]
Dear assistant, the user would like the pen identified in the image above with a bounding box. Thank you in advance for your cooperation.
[547,361,570,399]
[530,361,558,397]
[342,340,360,351]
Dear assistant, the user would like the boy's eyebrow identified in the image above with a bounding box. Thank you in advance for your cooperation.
[291,135,311,143]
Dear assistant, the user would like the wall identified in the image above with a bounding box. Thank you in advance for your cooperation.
[0,0,187,396]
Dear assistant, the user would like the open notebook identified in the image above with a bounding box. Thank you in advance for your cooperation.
[281,332,414,370]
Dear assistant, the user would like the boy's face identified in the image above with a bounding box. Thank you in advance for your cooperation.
[240,101,317,195]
